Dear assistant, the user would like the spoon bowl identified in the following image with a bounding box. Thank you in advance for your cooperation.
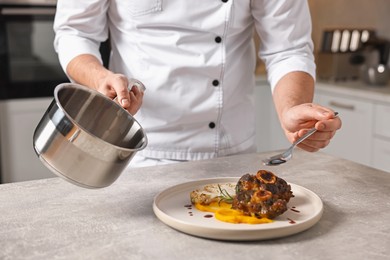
[262,128,317,166]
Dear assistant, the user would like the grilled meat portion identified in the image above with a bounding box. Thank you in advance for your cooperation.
[232,170,293,219]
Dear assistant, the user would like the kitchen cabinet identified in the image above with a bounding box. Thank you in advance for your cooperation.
[314,92,374,166]
[372,103,390,172]
[374,103,390,139]
[314,81,390,172]
[0,98,55,183]
[372,138,390,172]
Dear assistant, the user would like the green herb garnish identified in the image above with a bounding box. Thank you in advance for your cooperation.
[217,184,235,204]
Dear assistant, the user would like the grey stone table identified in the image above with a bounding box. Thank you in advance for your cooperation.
[1,150,389,260]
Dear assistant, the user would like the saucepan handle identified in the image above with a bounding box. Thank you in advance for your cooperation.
[128,78,146,93]
[113,78,146,103]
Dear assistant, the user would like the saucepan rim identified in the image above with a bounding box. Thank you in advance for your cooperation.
[52,82,148,152]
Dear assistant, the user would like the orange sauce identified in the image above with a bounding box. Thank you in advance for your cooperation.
[195,202,273,224]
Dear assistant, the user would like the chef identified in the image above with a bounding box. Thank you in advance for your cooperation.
[53,0,342,167]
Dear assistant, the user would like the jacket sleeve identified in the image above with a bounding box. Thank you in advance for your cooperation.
[251,0,316,90]
[53,0,109,73]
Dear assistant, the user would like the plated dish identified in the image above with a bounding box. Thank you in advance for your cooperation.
[153,177,323,241]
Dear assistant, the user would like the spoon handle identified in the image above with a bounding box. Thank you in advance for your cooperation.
[292,127,317,148]
[292,112,339,148]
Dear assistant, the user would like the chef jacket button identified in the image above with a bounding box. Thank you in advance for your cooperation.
[209,122,216,129]
[212,80,219,86]
[215,36,222,43]
[221,0,228,2]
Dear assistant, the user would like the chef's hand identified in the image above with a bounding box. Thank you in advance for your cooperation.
[281,103,342,152]
[96,73,144,115]
[66,54,144,115]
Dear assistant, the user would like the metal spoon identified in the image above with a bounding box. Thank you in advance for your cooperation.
[262,112,339,166]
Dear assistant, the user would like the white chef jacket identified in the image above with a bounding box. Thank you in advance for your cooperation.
[54,0,315,161]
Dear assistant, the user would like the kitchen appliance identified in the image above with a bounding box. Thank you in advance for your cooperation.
[33,83,148,189]
[360,64,390,86]
[316,29,376,81]
[0,0,65,99]
[359,38,390,86]
[0,0,110,183]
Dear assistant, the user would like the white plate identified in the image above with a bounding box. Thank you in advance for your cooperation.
[153,177,323,241]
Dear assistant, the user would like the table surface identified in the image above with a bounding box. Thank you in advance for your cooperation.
[316,80,390,104]
[1,150,389,260]
[256,75,390,103]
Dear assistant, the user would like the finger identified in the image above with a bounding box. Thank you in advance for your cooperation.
[127,86,145,115]
[283,103,336,131]
[97,85,116,98]
[127,91,140,115]
[108,76,130,108]
[298,104,336,122]
[130,85,143,101]
[130,84,140,95]
[296,136,331,152]
[296,142,320,152]
[315,115,342,132]
[297,127,337,151]
[298,127,335,138]
[120,80,147,109]
[130,85,144,101]
[117,89,131,109]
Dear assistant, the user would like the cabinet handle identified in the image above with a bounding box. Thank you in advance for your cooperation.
[328,101,355,111]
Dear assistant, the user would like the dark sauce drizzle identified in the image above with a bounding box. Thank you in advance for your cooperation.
[287,206,299,224]
[185,204,193,216]
[290,206,300,213]
[185,203,214,218]
[287,218,296,224]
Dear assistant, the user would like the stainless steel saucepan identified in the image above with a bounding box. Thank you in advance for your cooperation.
[33,82,148,189]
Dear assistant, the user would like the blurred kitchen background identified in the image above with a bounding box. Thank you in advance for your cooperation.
[1,0,389,184]
[256,0,390,74]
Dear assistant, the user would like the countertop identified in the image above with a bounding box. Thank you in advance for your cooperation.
[1,150,389,260]
[316,80,390,104]
[256,75,390,104]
